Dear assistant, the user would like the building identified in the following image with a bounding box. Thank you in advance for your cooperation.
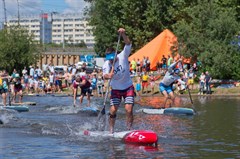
[5,12,95,48]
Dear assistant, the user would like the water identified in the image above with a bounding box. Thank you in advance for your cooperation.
[0,95,240,158]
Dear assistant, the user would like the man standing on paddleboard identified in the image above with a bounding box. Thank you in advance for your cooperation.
[159,58,186,108]
[102,28,134,133]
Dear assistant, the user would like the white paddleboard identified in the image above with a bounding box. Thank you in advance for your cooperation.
[83,130,158,145]
[83,130,131,139]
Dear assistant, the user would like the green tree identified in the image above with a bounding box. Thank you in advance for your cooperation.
[0,27,38,74]
[85,0,175,55]
[172,0,240,79]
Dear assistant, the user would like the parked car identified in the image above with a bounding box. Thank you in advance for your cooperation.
[54,66,65,74]
[76,62,102,74]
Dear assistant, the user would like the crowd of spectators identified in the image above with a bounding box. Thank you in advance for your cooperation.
[129,55,212,95]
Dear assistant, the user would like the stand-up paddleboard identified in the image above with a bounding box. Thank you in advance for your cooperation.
[83,130,158,145]
[51,94,70,97]
[3,105,29,112]
[9,102,36,106]
[142,107,195,115]
[28,93,70,97]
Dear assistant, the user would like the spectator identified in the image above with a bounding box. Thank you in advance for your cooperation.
[161,55,167,70]
[133,76,140,97]
[146,57,150,72]
[188,69,195,90]
[91,74,97,96]
[167,55,173,68]
[198,72,205,95]
[97,76,104,97]
[156,60,162,74]
[29,66,35,77]
[141,71,149,94]
[136,58,141,73]
[131,58,137,74]
[22,66,28,75]
[42,63,49,77]
[205,71,212,94]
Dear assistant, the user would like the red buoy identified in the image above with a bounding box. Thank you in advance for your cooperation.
[123,130,158,145]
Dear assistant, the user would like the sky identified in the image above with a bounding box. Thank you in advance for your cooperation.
[0,0,89,23]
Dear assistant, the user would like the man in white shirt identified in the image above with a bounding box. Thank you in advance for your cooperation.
[48,63,54,74]
[102,28,134,133]
[29,66,35,77]
[22,66,28,75]
[42,63,48,77]
[35,66,42,77]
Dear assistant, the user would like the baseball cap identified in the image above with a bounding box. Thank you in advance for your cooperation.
[174,69,180,74]
[106,52,115,60]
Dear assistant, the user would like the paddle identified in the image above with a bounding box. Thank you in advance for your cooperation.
[186,85,196,113]
[98,34,121,121]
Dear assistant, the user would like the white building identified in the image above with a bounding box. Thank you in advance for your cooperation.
[5,13,95,47]
[6,15,42,42]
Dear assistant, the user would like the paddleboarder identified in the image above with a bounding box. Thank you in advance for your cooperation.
[0,71,8,107]
[159,58,186,108]
[13,74,23,103]
[78,75,91,107]
[102,28,134,133]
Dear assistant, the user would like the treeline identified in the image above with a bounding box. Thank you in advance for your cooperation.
[85,0,240,79]
[0,27,38,74]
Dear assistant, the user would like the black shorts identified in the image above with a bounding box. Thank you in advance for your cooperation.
[81,87,91,96]
[0,89,8,94]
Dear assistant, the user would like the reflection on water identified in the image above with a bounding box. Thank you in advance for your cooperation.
[0,95,240,158]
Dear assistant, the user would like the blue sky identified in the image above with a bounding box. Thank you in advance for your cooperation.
[0,0,88,23]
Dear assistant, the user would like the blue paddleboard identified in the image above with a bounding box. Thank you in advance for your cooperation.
[4,105,29,112]
[142,107,195,115]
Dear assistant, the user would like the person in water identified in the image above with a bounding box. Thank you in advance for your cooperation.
[13,73,23,103]
[72,75,80,106]
[159,59,186,108]
[0,71,9,107]
[102,28,134,133]
[78,75,91,107]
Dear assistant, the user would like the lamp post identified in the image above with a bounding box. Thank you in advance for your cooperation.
[62,20,65,51]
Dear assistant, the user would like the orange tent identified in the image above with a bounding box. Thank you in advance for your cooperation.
[129,29,178,70]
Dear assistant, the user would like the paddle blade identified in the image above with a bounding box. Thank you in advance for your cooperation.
[101,107,105,115]
[97,109,107,131]
[97,107,105,121]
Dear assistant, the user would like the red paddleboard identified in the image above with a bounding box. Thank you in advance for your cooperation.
[123,130,158,145]
[83,130,158,145]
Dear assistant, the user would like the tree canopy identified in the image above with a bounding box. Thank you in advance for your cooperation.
[85,0,240,79]
[0,27,38,74]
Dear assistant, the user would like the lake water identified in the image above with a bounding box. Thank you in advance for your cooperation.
[0,95,240,158]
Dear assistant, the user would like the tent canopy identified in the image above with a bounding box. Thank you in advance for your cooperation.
[129,29,178,70]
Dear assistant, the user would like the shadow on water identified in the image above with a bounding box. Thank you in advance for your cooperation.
[0,95,240,158]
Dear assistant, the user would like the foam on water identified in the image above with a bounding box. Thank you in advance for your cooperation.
[0,109,18,124]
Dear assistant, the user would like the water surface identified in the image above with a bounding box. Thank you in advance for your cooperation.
[0,95,240,158]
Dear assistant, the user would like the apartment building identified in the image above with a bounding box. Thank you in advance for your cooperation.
[5,13,95,47]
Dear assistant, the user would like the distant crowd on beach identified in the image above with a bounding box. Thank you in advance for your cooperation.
[129,55,212,96]
[0,54,212,105]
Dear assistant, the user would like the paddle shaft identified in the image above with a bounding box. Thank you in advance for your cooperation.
[186,85,197,113]
[100,34,121,115]
[187,86,193,104]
